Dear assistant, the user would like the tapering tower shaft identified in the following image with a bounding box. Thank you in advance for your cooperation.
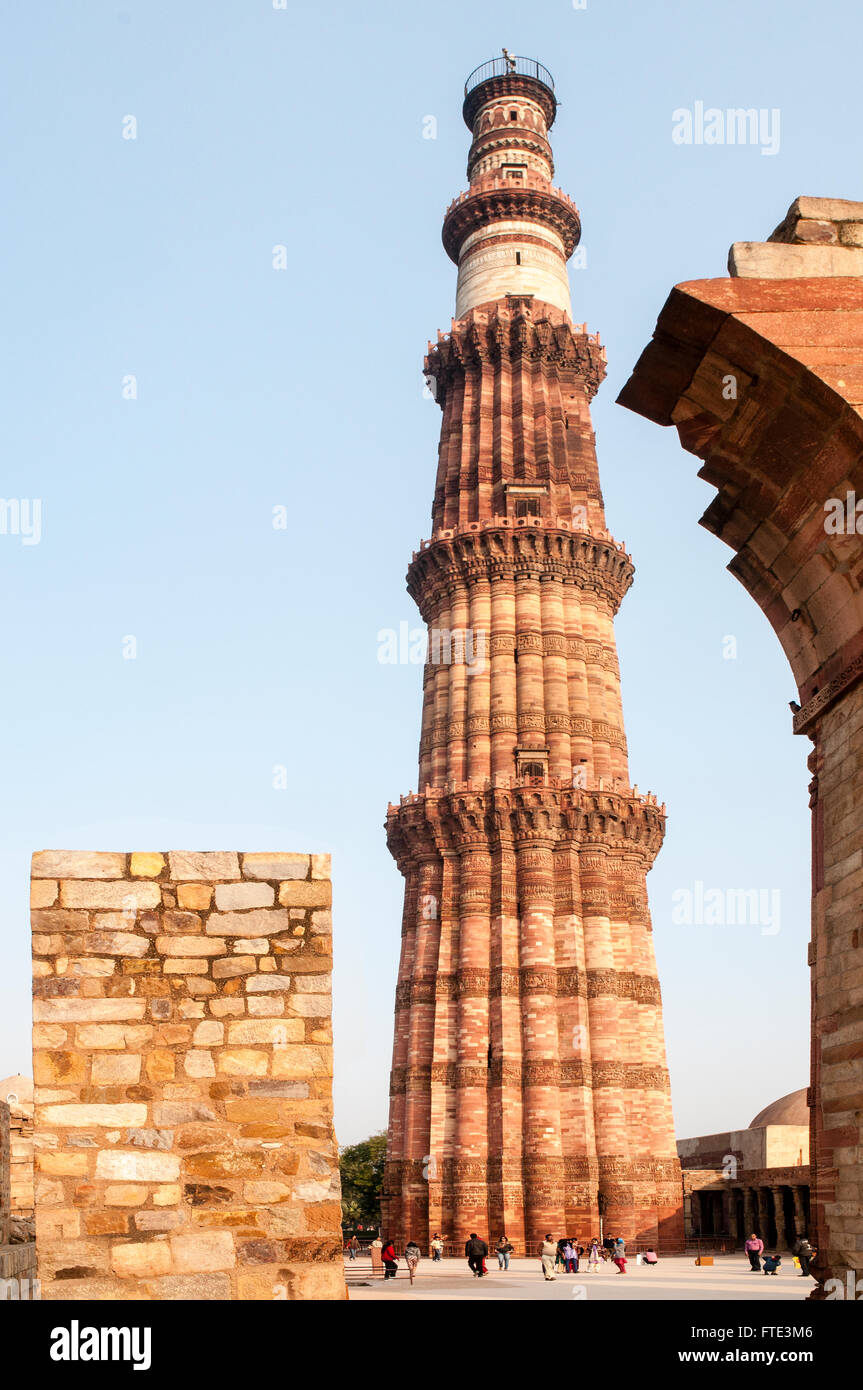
[383,56,683,1252]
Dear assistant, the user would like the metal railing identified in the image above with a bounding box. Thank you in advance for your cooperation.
[464,56,554,97]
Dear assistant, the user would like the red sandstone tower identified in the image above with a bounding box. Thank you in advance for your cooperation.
[383,56,683,1251]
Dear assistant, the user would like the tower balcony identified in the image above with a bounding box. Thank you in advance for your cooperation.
[462,55,557,130]
[465,56,555,97]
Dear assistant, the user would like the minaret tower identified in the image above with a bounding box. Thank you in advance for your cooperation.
[382,56,683,1250]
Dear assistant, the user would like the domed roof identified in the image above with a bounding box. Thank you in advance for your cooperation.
[749,1088,808,1129]
[0,1074,33,1106]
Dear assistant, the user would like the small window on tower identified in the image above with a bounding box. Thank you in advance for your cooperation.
[515,251,522,265]
[510,109,518,121]
[522,762,546,784]
[514,496,539,518]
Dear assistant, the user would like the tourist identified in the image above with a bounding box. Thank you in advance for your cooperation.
[603,1234,616,1261]
[587,1239,601,1271]
[465,1232,488,1277]
[381,1237,398,1280]
[794,1236,814,1277]
[744,1233,764,1272]
[612,1244,627,1275]
[572,1240,584,1272]
[762,1253,782,1276]
[348,1235,359,1261]
[405,1238,421,1283]
[615,1235,626,1259]
[431,1233,444,1262]
[642,1248,659,1267]
[370,1236,383,1275]
[496,1234,514,1270]
[556,1237,568,1271]
[540,1233,558,1281]
[563,1240,576,1273]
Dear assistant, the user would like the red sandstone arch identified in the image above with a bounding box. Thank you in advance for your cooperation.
[619,258,863,1300]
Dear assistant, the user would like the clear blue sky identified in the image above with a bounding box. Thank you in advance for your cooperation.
[3,0,856,1145]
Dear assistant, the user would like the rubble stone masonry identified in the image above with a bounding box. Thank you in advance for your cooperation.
[31,850,344,1300]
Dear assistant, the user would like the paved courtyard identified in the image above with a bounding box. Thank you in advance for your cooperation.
[346,1254,814,1301]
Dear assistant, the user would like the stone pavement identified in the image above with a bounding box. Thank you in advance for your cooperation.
[346,1255,813,1301]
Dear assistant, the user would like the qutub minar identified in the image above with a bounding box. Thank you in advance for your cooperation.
[382,54,684,1249]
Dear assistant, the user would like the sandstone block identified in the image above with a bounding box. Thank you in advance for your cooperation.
[193,1021,224,1046]
[217,1049,269,1077]
[214,882,275,910]
[168,852,240,881]
[31,880,59,908]
[247,997,284,1016]
[95,1151,181,1182]
[33,851,127,879]
[287,995,330,1018]
[170,1230,236,1273]
[212,956,256,979]
[184,1051,216,1078]
[134,1210,185,1231]
[177,883,213,910]
[34,999,147,1023]
[245,974,295,993]
[293,974,331,994]
[227,1018,303,1045]
[91,1054,142,1085]
[271,1048,332,1080]
[130,853,165,878]
[278,881,332,908]
[206,909,289,937]
[39,1104,148,1127]
[111,1240,172,1279]
[156,935,225,956]
[310,854,331,879]
[33,1050,87,1085]
[163,959,210,974]
[242,853,309,880]
[60,881,161,910]
[103,1184,150,1206]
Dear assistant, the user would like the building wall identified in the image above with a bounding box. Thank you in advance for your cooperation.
[0,1100,9,1246]
[31,849,344,1301]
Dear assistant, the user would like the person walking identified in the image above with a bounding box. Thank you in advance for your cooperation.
[496,1235,514,1271]
[381,1238,398,1280]
[540,1234,558,1281]
[348,1235,359,1261]
[563,1241,576,1273]
[793,1236,814,1277]
[431,1233,444,1262]
[587,1239,601,1272]
[744,1233,764,1272]
[465,1233,488,1277]
[405,1239,421,1284]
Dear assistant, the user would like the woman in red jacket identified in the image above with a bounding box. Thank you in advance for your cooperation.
[381,1238,398,1280]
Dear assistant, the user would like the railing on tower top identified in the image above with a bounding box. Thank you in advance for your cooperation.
[464,56,555,97]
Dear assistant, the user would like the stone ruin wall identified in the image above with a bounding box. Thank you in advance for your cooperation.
[0,1101,9,1247]
[1,1099,37,1296]
[9,1099,34,1219]
[31,850,345,1300]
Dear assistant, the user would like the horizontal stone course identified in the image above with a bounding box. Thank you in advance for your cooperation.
[31,849,343,1301]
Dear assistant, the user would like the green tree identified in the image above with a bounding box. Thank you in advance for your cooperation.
[339,1131,387,1230]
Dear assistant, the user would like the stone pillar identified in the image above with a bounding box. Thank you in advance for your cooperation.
[771,1185,787,1249]
[743,1186,755,1242]
[792,1184,807,1240]
[31,849,343,1301]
